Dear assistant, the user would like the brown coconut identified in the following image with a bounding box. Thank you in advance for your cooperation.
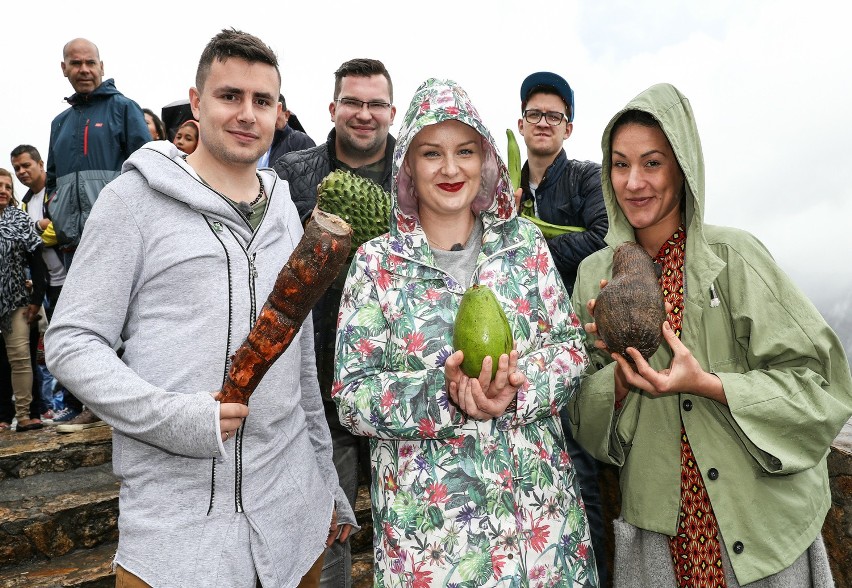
[594,242,666,360]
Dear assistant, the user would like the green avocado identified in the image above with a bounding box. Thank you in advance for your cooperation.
[452,285,513,378]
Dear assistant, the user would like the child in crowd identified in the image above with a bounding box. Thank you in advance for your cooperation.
[173,119,199,155]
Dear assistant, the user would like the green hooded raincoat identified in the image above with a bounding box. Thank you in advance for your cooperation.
[568,83,852,584]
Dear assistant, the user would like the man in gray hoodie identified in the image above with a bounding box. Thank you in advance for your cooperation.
[45,29,354,587]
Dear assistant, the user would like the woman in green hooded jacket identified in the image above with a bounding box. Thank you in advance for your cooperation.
[568,83,852,587]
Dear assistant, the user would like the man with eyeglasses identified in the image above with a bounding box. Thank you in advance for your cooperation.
[274,58,396,222]
[517,71,610,587]
[273,57,396,588]
[517,71,607,292]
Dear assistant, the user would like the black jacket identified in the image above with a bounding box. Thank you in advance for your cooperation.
[273,129,396,222]
[267,126,316,171]
[273,128,395,404]
[519,149,607,293]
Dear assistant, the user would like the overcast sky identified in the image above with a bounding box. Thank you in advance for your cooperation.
[2,0,848,305]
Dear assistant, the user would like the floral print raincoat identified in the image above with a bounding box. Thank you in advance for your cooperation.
[333,79,596,587]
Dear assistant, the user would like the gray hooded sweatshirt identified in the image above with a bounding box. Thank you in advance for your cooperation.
[46,141,355,587]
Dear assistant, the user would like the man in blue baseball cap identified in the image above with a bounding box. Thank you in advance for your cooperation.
[517,71,610,586]
[516,71,607,294]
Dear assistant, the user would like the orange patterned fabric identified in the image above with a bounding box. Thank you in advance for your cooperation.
[654,227,727,588]
[654,227,685,336]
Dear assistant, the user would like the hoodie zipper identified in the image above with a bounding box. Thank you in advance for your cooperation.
[191,170,269,515]
[248,252,259,323]
[225,228,259,514]
[203,218,257,515]
[204,216,235,516]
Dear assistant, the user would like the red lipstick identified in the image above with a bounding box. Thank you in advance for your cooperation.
[438,182,464,192]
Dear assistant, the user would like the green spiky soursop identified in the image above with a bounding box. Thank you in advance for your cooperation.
[316,170,391,257]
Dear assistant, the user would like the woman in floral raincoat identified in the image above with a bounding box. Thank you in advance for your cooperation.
[333,78,597,588]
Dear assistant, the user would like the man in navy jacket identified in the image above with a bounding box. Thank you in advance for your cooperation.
[45,38,149,431]
[516,71,608,295]
[46,38,149,268]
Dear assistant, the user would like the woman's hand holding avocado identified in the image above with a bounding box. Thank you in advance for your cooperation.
[445,349,527,419]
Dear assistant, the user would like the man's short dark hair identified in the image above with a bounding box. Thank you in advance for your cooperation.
[333,58,393,102]
[195,28,280,91]
[10,144,42,162]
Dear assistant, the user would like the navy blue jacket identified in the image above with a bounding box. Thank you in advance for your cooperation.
[267,126,316,170]
[46,79,149,247]
[519,150,608,293]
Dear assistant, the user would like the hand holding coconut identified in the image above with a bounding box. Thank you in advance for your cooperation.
[610,321,726,405]
[585,279,724,405]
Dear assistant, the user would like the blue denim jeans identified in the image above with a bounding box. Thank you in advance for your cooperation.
[36,364,57,412]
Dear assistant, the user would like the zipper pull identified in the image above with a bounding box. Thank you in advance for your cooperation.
[709,283,720,308]
[250,253,258,279]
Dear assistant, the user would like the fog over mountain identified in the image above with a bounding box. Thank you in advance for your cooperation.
[809,281,852,362]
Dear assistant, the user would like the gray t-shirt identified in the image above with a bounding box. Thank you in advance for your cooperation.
[430,216,484,289]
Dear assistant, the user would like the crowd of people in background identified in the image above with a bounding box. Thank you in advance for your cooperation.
[0,36,319,437]
[2,27,851,588]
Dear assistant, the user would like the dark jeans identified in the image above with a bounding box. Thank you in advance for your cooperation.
[318,398,366,588]
[58,249,75,272]
[27,325,44,417]
[561,408,609,588]
[44,284,63,322]
[40,284,80,412]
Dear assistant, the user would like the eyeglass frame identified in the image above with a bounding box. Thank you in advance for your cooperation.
[335,97,393,114]
[522,109,568,126]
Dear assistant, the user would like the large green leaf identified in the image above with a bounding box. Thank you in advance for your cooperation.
[392,490,420,526]
[425,505,444,530]
[356,301,388,334]
[457,548,493,584]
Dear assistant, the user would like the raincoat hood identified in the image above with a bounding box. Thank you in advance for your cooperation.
[600,83,706,248]
[391,78,515,237]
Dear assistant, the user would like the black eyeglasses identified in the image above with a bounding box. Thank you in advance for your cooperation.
[335,97,392,114]
[523,110,567,125]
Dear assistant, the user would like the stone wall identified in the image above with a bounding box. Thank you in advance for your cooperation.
[826,418,852,587]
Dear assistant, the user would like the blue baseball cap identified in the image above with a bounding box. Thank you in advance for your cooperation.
[520,72,574,122]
